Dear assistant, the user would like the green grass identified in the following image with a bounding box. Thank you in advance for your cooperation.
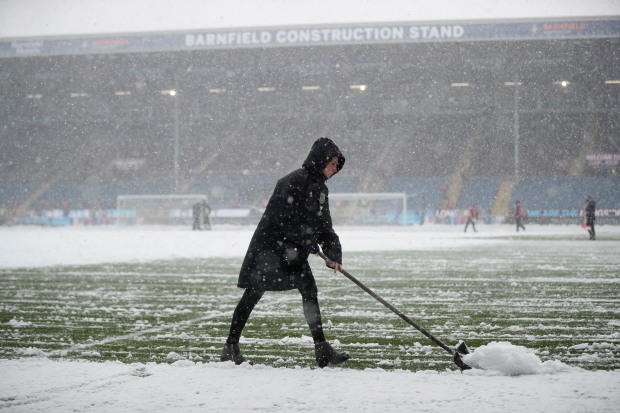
[1,237,619,371]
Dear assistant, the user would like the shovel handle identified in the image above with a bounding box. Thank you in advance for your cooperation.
[317,251,454,355]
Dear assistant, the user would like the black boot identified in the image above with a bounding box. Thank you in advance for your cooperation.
[314,341,350,368]
[220,343,250,365]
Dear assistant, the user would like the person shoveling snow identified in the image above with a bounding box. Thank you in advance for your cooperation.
[221,138,349,368]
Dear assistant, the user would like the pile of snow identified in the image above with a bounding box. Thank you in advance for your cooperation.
[7,318,32,327]
[463,342,574,375]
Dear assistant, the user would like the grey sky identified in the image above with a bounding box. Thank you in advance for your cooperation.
[1,0,618,39]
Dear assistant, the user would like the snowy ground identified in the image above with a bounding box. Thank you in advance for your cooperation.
[1,224,619,412]
[0,222,606,268]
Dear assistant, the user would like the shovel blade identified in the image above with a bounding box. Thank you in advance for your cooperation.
[453,341,472,371]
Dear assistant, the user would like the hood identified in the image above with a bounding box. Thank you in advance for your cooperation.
[302,137,345,179]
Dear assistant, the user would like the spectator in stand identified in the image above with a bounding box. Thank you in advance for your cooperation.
[584,195,596,240]
[463,205,478,232]
[515,200,526,232]
[192,202,202,230]
[62,200,70,218]
[202,200,211,230]
[220,137,349,368]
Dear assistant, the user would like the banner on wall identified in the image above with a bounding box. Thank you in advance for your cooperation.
[586,154,620,166]
[1,18,619,58]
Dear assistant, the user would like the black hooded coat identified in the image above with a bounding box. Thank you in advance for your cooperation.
[585,197,596,225]
[238,138,345,291]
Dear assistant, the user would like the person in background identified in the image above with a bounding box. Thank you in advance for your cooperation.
[463,205,478,232]
[584,195,596,240]
[202,200,211,230]
[220,137,349,368]
[515,200,526,232]
[192,202,202,230]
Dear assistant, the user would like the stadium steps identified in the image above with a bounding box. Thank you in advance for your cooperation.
[442,132,483,209]
[492,178,515,216]
[356,129,406,193]
[457,176,502,210]
[341,130,407,219]
[176,152,221,195]
[569,116,598,176]
[443,172,463,209]
[10,178,59,218]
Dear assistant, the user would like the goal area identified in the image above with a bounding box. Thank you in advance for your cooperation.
[116,194,207,225]
[115,192,408,226]
[329,193,407,226]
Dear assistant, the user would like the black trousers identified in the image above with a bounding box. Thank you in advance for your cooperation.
[225,283,326,345]
[587,219,596,239]
[464,218,476,232]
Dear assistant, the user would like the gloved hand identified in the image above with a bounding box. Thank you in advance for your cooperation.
[320,253,342,272]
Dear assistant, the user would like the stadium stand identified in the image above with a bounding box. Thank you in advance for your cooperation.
[512,176,620,210]
[457,176,502,211]
[385,177,445,211]
[1,18,619,223]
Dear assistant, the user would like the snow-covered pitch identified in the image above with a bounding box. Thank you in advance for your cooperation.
[1,224,619,412]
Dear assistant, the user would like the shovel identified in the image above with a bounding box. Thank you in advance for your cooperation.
[317,251,472,371]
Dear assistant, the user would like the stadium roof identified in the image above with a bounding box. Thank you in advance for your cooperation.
[1,0,619,39]
[1,1,619,58]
